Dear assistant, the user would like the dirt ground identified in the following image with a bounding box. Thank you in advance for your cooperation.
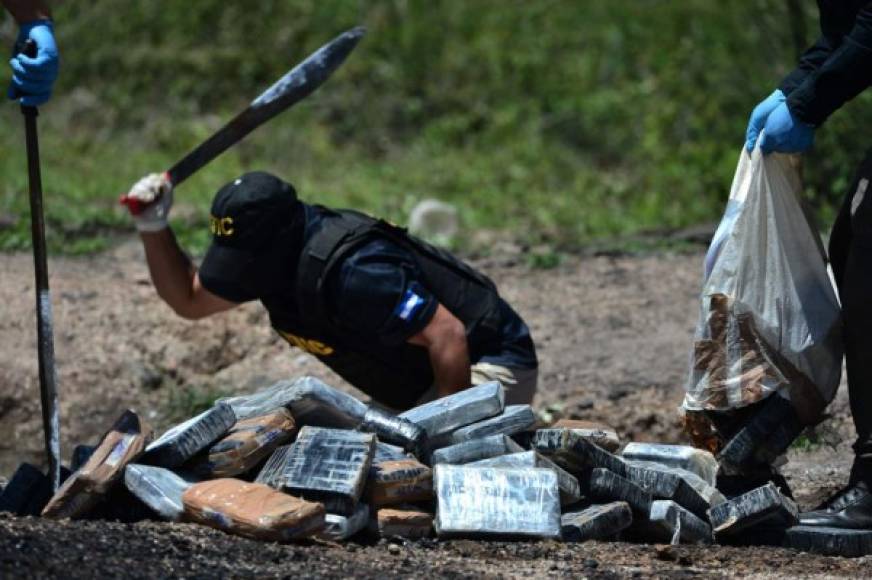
[0,240,864,578]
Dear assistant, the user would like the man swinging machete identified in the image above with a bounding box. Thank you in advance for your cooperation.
[121,29,538,412]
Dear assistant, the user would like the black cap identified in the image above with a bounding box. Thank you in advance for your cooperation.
[199,172,300,295]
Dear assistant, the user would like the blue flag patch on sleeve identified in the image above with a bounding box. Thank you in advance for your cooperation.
[395,288,426,322]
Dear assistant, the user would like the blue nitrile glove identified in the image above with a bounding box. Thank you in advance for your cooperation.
[758,101,815,154]
[745,89,785,152]
[7,19,59,106]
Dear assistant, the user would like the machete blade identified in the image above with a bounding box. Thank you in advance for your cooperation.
[165,26,365,187]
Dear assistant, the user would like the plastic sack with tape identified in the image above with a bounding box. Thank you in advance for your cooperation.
[683,137,843,469]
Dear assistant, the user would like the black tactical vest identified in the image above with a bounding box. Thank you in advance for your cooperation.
[263,207,503,409]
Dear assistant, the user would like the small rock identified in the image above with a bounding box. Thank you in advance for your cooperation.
[408,199,459,243]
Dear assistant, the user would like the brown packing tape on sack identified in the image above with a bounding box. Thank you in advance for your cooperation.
[182,478,325,542]
[42,410,153,519]
[194,408,296,478]
[366,459,432,508]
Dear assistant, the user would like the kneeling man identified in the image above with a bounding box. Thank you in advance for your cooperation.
[124,171,538,411]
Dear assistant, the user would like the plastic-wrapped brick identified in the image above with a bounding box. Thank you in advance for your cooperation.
[431,434,524,466]
[784,526,872,557]
[708,482,798,538]
[621,442,718,486]
[183,478,325,541]
[433,465,561,539]
[219,377,367,427]
[320,503,371,541]
[399,382,505,438]
[255,444,292,488]
[190,408,296,478]
[630,500,712,545]
[551,419,622,453]
[124,464,198,522]
[533,428,628,476]
[141,404,235,468]
[43,410,153,519]
[447,405,537,444]
[370,506,433,539]
[282,426,376,515]
[470,451,581,506]
[561,502,633,542]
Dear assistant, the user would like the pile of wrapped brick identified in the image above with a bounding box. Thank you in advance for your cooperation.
[0,377,868,556]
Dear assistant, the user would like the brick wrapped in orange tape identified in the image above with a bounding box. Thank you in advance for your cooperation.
[43,409,153,519]
[192,408,296,478]
[182,478,325,541]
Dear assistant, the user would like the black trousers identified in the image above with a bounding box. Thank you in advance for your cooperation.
[829,149,872,483]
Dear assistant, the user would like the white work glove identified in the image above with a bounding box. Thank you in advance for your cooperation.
[121,172,174,232]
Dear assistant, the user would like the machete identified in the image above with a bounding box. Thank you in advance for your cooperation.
[122,26,364,212]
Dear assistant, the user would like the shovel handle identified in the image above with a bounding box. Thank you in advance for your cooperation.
[11,39,39,109]
[16,39,62,490]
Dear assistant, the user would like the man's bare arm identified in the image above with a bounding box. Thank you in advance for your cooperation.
[140,229,238,320]
[408,304,471,397]
[2,0,51,22]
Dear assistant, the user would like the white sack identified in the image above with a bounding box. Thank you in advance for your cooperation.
[683,141,842,424]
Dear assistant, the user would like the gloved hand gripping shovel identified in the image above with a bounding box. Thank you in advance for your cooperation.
[13,38,61,492]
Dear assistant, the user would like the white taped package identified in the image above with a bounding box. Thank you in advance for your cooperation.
[433,465,561,539]
[684,142,842,424]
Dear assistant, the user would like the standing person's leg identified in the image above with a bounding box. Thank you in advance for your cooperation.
[801,150,872,529]
[837,150,872,485]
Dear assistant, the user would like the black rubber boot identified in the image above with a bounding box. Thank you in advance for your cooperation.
[799,480,872,529]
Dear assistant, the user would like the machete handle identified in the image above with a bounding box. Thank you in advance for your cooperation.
[10,39,38,102]
[119,171,173,216]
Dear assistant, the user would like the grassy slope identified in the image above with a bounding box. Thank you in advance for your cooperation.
[1,0,869,255]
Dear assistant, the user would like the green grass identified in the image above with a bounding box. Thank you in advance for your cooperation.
[163,383,231,424]
[0,104,729,256]
[1,0,865,255]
